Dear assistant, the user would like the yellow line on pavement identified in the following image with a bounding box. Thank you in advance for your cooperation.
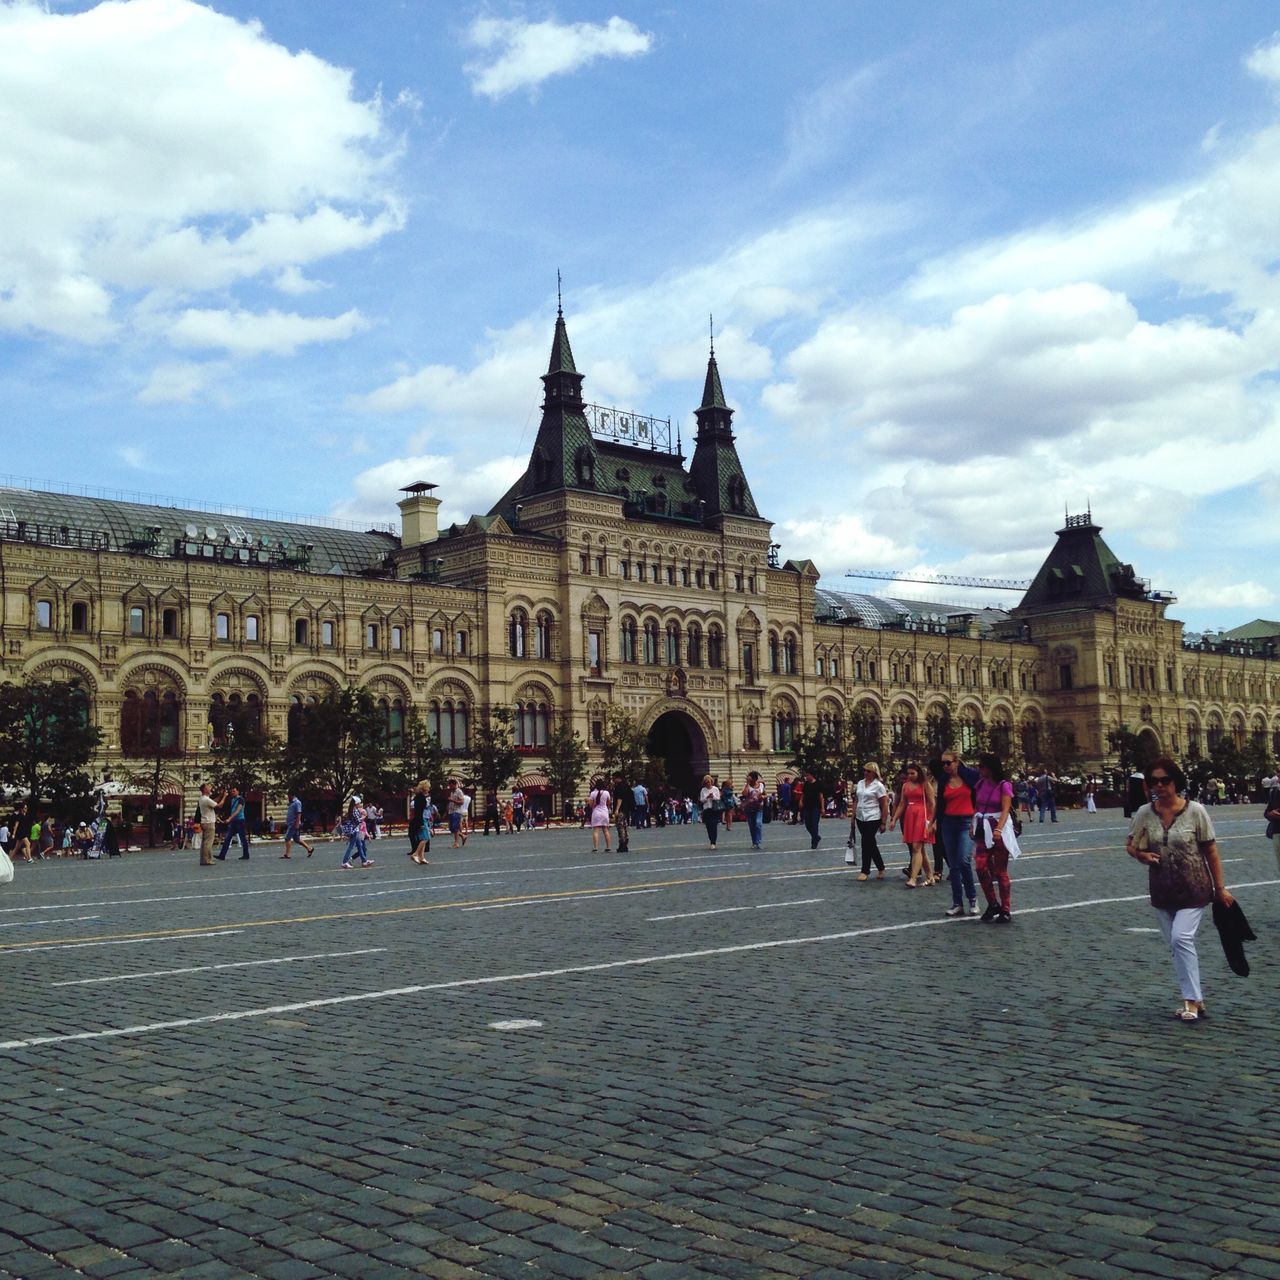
[0,866,833,953]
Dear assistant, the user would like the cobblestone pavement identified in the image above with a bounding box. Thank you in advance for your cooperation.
[0,807,1277,1279]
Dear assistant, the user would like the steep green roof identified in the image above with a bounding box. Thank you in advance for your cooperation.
[1222,619,1280,641]
[1017,516,1148,612]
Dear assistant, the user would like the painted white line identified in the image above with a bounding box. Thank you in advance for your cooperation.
[1013,874,1074,883]
[649,898,824,922]
[1126,928,1161,933]
[769,870,850,881]
[49,947,388,987]
[461,888,664,912]
[5,879,1277,1051]
[333,880,500,899]
[0,930,244,957]
[0,915,99,929]
[489,1019,543,1031]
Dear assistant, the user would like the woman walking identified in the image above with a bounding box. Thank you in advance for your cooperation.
[973,753,1020,922]
[890,762,935,887]
[699,774,723,848]
[741,771,766,849]
[339,796,373,869]
[720,778,736,831]
[588,779,612,852]
[1127,756,1234,1022]
[850,762,889,880]
[938,750,979,916]
[408,780,432,865]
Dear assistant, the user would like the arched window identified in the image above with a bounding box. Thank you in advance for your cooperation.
[515,700,551,749]
[989,719,1011,758]
[818,704,842,741]
[959,713,981,755]
[643,620,659,664]
[771,705,796,752]
[890,711,915,750]
[782,635,797,675]
[509,609,528,658]
[121,688,181,756]
[620,618,637,663]
[376,697,405,752]
[288,693,318,743]
[535,612,553,660]
[707,625,724,669]
[768,633,779,674]
[687,623,702,668]
[665,622,681,666]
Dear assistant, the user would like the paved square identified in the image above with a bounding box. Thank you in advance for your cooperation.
[1,809,1277,1279]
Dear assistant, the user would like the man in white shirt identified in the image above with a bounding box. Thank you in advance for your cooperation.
[197,784,222,866]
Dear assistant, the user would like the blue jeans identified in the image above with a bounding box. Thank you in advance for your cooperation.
[940,815,975,906]
[1039,795,1057,822]
[219,818,249,859]
[343,833,368,864]
[745,809,763,848]
[802,808,821,847]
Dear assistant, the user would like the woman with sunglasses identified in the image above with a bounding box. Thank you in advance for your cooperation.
[1126,755,1234,1023]
[937,749,980,915]
[889,762,935,887]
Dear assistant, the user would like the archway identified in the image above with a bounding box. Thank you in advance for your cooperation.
[1136,727,1160,768]
[646,709,709,800]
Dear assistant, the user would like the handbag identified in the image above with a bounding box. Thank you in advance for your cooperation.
[0,845,13,885]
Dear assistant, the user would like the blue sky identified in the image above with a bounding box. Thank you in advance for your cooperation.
[4,1,1280,631]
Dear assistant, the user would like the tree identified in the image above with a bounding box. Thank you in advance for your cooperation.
[842,708,883,775]
[392,707,449,802]
[206,703,278,796]
[1038,719,1085,776]
[1107,725,1157,777]
[0,679,101,816]
[598,706,650,784]
[274,686,389,821]
[471,706,519,795]
[788,725,842,795]
[544,717,589,807]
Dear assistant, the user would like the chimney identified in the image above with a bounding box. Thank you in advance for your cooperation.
[398,482,441,549]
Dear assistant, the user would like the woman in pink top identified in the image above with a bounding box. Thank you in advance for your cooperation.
[588,780,613,852]
[973,753,1020,922]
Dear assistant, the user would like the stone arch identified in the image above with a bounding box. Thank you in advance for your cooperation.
[25,653,100,698]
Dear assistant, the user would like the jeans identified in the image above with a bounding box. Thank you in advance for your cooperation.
[802,808,821,848]
[856,818,884,873]
[633,805,648,829]
[219,818,249,859]
[745,809,763,848]
[702,810,721,846]
[1039,795,1057,822]
[939,815,976,906]
[1155,906,1205,1001]
[342,833,368,864]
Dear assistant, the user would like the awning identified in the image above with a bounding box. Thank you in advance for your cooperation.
[515,773,551,790]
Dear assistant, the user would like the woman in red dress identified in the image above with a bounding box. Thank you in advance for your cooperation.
[890,762,936,887]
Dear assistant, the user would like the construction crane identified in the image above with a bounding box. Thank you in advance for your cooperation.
[846,569,1032,591]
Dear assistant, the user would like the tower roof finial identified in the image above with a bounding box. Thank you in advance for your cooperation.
[557,269,563,317]
[709,312,715,358]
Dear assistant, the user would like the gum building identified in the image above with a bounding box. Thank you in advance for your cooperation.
[2,307,1277,821]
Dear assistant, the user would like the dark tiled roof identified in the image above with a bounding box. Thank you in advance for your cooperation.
[814,586,1009,637]
[1018,518,1147,611]
[0,487,397,576]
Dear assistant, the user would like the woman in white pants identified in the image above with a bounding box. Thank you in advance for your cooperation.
[1127,756,1234,1023]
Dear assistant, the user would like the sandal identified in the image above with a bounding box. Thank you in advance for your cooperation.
[856,873,868,881]
[1174,1007,1199,1022]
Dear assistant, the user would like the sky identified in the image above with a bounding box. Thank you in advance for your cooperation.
[4,0,1280,632]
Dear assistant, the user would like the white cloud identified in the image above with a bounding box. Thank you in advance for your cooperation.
[167,307,368,357]
[137,360,222,405]
[774,513,917,579]
[1174,577,1278,610]
[117,444,149,470]
[464,15,653,99]
[332,452,527,529]
[0,0,403,345]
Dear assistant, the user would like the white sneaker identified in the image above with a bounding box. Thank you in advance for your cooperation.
[945,904,964,917]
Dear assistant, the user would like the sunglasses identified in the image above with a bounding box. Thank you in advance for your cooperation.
[942,759,957,766]
[1149,775,1173,785]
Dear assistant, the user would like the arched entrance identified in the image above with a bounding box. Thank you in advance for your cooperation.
[647,709,709,800]
[1136,727,1161,768]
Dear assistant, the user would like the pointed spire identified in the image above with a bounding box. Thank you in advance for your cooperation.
[700,343,728,411]
[546,311,578,376]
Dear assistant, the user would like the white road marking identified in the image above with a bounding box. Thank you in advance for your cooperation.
[9,879,1276,1051]
[1125,928,1161,933]
[0,915,99,929]
[489,1019,543,1031]
[769,870,852,881]
[1013,874,1074,883]
[49,947,388,987]
[461,888,663,912]
[0,930,243,957]
[333,880,500,899]
[649,898,824,921]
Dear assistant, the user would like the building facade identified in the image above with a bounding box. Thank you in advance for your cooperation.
[2,308,1278,819]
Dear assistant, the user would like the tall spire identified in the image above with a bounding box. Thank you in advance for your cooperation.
[689,327,758,519]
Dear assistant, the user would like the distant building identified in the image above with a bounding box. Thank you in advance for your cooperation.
[1,306,1277,821]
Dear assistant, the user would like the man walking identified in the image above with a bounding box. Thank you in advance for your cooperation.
[281,792,313,858]
[631,781,649,829]
[216,786,250,860]
[800,769,824,849]
[197,783,221,866]
[1036,769,1058,823]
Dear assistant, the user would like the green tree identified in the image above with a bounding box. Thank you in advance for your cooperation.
[206,703,278,796]
[393,707,449,800]
[1038,719,1085,776]
[598,706,650,783]
[0,678,102,816]
[842,707,884,776]
[788,725,843,796]
[1107,725,1157,777]
[544,717,589,807]
[274,686,389,821]
[471,705,519,794]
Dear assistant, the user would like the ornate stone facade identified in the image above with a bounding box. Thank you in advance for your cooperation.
[2,311,1277,817]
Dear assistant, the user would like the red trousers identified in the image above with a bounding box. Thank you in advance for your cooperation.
[975,839,1011,912]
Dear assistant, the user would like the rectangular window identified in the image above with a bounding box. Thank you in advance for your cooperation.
[215,612,230,641]
[696,569,705,588]
[433,628,444,654]
[245,614,259,642]
[322,620,334,646]
[295,618,309,645]
[597,556,606,577]
[71,602,89,632]
[580,553,590,574]
[591,719,603,744]
[666,566,675,585]
[129,606,145,636]
[708,572,718,590]
[830,659,838,679]
[588,630,602,676]
[651,564,659,583]
[743,642,755,682]
[682,568,690,586]
[163,607,178,638]
[868,661,876,680]
[748,575,756,593]
[1105,662,1114,687]
[36,599,52,629]
[1059,663,1073,690]
[855,660,863,680]
[816,656,825,677]
[1167,667,1175,692]
[366,623,379,649]
[456,631,467,655]
[391,625,403,650]
[735,573,744,592]
[621,560,631,580]
[746,722,759,749]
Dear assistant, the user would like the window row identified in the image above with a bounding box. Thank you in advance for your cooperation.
[619,620,724,669]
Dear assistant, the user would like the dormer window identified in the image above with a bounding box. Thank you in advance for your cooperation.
[574,447,595,488]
